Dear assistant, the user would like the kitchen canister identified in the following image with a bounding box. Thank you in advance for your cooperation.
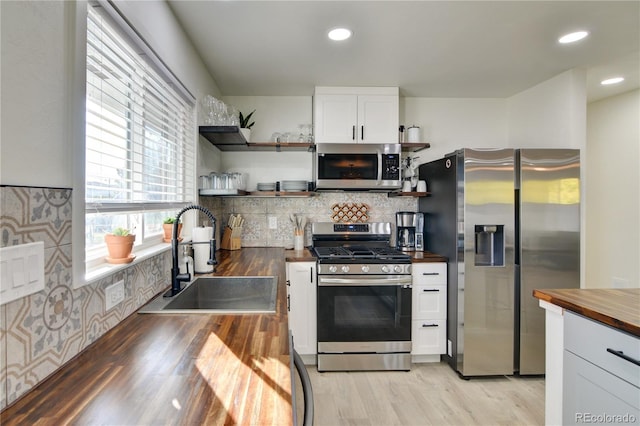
[407,125,421,143]
[192,226,214,273]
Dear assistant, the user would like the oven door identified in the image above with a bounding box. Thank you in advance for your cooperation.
[317,275,412,348]
[314,143,401,190]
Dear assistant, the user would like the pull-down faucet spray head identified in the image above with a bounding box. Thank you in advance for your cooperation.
[164,205,217,298]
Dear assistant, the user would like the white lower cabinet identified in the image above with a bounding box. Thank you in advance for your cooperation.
[411,262,447,361]
[285,261,317,364]
[563,311,640,425]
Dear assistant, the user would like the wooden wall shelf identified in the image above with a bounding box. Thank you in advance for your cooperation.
[199,126,315,151]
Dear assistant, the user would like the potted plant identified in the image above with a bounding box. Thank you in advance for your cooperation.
[238,109,255,142]
[162,217,182,243]
[104,227,136,263]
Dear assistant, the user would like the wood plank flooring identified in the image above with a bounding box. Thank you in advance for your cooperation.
[298,362,544,426]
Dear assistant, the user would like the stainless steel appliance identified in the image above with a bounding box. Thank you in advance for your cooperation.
[314,143,402,190]
[312,222,412,371]
[418,148,580,377]
[396,211,424,252]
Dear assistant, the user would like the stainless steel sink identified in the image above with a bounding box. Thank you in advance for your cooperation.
[138,276,278,314]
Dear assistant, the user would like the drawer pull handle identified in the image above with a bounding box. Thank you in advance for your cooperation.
[422,272,440,276]
[606,348,640,367]
[423,289,440,292]
[422,323,438,328]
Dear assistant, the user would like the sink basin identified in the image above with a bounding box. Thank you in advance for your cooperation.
[138,276,278,314]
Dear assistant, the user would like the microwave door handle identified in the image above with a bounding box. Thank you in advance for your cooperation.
[377,151,383,182]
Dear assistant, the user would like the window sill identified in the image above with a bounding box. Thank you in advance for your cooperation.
[85,243,171,285]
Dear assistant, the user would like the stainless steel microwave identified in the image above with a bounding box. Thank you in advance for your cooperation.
[314,143,402,190]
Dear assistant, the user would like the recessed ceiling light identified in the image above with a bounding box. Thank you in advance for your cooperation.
[558,31,589,44]
[601,77,625,85]
[328,28,352,41]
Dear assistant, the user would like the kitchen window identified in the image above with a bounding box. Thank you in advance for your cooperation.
[83,3,195,276]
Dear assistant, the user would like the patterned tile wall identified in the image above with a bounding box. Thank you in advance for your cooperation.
[201,193,418,249]
[0,186,171,410]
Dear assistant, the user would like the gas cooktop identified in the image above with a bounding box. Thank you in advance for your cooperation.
[313,246,411,262]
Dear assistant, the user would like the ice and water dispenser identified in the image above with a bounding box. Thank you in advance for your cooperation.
[474,225,504,266]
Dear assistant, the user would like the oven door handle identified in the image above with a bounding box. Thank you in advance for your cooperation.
[318,277,412,286]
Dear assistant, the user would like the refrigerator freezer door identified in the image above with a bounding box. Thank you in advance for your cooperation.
[518,149,580,375]
[460,148,516,376]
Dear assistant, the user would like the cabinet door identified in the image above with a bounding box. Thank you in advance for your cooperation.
[412,262,447,286]
[357,95,399,144]
[563,351,640,425]
[313,94,358,143]
[286,262,317,356]
[413,284,446,320]
[412,320,446,355]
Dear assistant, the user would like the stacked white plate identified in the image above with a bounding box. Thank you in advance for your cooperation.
[257,182,276,191]
[281,180,308,192]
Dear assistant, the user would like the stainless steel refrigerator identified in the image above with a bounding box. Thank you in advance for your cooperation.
[418,148,580,377]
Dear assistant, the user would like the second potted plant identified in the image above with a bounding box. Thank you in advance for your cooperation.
[163,217,183,243]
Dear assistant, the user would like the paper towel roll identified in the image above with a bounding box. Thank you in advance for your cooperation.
[192,226,214,273]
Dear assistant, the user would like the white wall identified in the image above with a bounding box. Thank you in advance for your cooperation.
[401,97,508,164]
[507,69,587,149]
[1,1,72,187]
[586,89,640,289]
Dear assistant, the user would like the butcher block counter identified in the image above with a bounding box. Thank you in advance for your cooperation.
[1,248,294,425]
[533,287,640,425]
[533,288,640,337]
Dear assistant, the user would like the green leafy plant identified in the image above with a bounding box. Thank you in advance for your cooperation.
[239,109,255,129]
[111,227,131,236]
[163,217,180,225]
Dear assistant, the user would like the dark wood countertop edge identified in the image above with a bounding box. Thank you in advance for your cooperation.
[533,289,640,337]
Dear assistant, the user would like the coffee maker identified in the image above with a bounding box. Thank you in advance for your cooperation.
[396,211,424,252]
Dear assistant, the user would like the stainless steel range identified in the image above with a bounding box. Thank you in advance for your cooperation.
[312,222,412,372]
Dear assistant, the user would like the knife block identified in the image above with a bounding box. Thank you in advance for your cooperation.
[220,226,242,250]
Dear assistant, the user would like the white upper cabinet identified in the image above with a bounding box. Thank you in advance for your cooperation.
[313,87,399,144]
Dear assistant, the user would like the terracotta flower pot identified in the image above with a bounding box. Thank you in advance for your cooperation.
[105,234,136,262]
[163,223,183,243]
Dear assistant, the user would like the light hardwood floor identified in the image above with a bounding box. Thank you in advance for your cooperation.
[299,362,545,426]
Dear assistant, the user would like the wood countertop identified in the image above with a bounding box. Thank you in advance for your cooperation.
[533,288,640,337]
[1,248,294,425]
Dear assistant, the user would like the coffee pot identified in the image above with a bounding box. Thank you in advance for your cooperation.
[396,211,424,252]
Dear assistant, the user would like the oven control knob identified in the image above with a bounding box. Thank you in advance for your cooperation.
[361,265,370,273]
[329,265,338,273]
[394,265,403,273]
[341,265,350,273]
[381,265,390,273]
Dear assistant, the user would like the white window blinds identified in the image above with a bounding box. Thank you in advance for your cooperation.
[85,6,195,209]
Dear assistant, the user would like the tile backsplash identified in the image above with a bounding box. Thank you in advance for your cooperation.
[200,192,418,248]
[0,186,170,410]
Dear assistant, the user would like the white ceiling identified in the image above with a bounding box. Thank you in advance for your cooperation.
[167,1,640,102]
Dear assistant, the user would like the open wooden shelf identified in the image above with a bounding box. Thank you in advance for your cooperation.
[199,126,315,151]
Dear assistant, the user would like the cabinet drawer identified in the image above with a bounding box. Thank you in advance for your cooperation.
[412,319,446,355]
[565,311,640,388]
[412,263,446,285]
[413,284,446,320]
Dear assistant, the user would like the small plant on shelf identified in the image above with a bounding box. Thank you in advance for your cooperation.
[239,109,255,129]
